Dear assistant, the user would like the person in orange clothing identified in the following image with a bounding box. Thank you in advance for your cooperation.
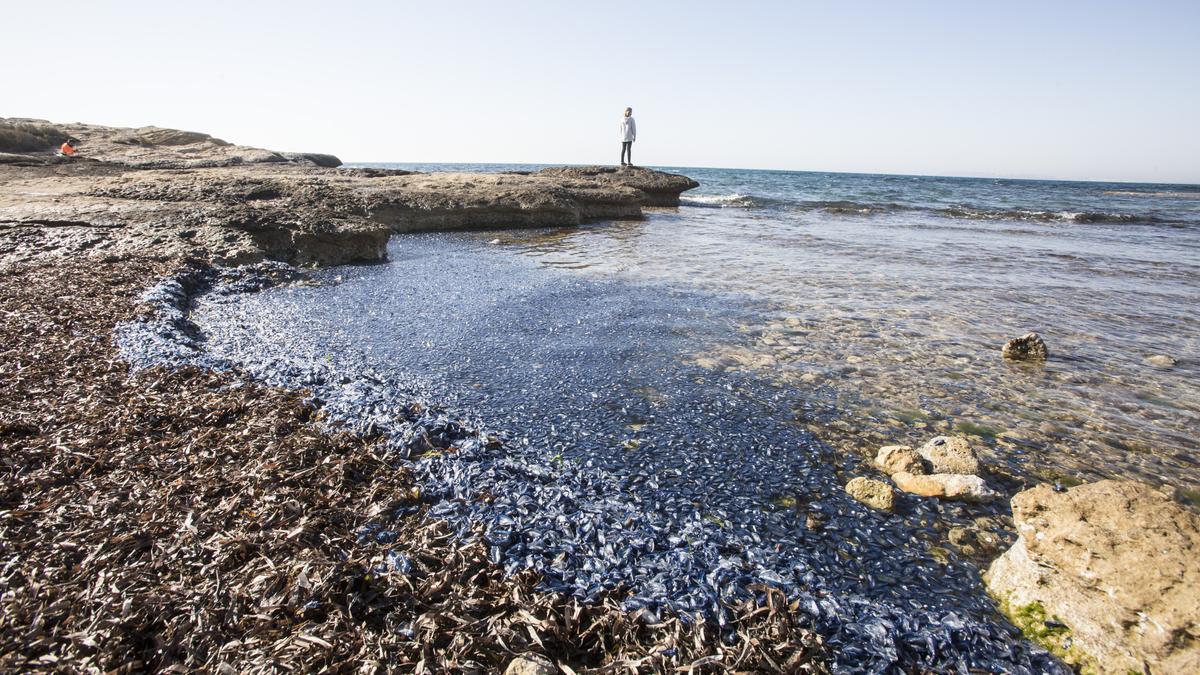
[58,138,79,157]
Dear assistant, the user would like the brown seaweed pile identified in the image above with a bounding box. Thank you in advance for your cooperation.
[0,259,824,672]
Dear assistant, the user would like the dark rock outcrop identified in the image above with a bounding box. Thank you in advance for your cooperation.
[1002,332,1049,361]
[281,152,343,168]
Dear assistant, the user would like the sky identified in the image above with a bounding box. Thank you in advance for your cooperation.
[3,1,1198,183]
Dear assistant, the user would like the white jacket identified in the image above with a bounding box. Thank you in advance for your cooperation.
[619,116,637,142]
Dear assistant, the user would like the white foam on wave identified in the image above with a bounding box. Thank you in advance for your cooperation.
[680,193,755,208]
[1103,190,1200,199]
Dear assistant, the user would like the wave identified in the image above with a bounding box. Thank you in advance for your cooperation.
[1103,190,1200,199]
[680,193,1190,225]
[938,207,1186,225]
[679,193,759,208]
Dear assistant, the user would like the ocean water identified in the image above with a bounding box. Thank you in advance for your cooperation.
[181,164,1199,670]
[348,163,1200,496]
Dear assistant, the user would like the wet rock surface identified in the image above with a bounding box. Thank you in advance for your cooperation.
[1145,354,1177,369]
[986,480,1200,674]
[114,237,1067,672]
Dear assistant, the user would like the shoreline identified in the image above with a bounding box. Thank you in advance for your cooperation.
[1,119,832,671]
[124,251,1055,672]
[1,118,698,271]
[4,118,1197,672]
[0,258,823,672]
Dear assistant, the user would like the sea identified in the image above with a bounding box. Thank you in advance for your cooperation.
[174,164,1199,671]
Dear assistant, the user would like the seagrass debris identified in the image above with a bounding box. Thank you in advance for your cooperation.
[0,258,823,672]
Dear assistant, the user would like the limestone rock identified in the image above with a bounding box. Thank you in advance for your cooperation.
[874,445,925,476]
[845,477,895,511]
[0,118,701,269]
[1145,354,1177,369]
[892,472,997,502]
[985,480,1200,674]
[1002,332,1049,360]
[534,165,699,206]
[504,654,557,675]
[918,436,981,475]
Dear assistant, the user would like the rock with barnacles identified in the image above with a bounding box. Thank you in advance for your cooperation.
[846,477,895,511]
[918,436,980,475]
[504,654,557,675]
[1002,332,1049,361]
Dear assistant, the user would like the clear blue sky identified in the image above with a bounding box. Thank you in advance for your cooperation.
[4,1,1197,183]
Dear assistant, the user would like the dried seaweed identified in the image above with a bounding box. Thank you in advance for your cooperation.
[0,259,824,673]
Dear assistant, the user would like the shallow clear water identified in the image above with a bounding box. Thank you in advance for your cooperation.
[185,165,1199,669]
[346,163,1200,497]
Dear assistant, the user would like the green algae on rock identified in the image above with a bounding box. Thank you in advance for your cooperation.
[986,480,1200,674]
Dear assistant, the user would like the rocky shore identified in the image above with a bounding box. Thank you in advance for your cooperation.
[0,120,824,672]
[1,118,698,269]
[4,118,1198,672]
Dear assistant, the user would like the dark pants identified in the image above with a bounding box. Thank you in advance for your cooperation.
[621,141,633,165]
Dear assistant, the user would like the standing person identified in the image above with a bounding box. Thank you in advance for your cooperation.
[619,107,636,166]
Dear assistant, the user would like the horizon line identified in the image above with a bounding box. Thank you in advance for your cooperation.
[342,160,1200,188]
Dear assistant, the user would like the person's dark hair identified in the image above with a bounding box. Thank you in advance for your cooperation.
[66,138,79,146]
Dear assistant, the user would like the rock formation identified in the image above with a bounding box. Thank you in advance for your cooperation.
[1002,332,1049,361]
[918,436,981,475]
[845,477,895,511]
[0,119,699,269]
[874,437,997,502]
[891,472,997,502]
[873,445,924,475]
[534,165,700,206]
[985,480,1200,673]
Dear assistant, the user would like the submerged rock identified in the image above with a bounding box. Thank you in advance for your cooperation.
[918,436,981,475]
[874,444,925,476]
[1145,354,1178,369]
[1002,332,1049,361]
[985,480,1200,674]
[893,472,997,502]
[845,476,895,511]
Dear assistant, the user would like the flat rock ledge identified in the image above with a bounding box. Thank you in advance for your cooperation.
[0,119,699,268]
[984,480,1200,674]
